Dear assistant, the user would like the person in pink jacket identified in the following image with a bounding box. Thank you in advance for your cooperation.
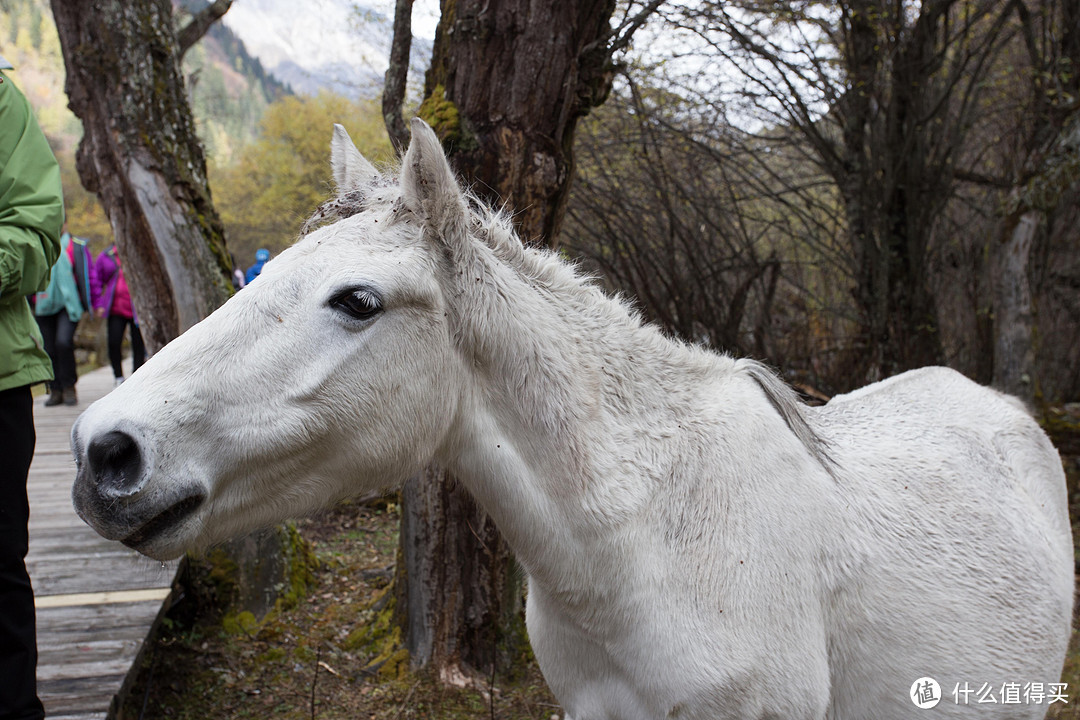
[92,245,145,385]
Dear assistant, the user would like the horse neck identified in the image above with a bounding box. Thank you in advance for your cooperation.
[437,242,727,586]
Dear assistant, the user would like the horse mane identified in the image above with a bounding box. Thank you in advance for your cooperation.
[467,198,601,300]
[469,209,836,473]
[737,359,834,473]
[302,170,834,474]
[473,199,838,474]
[300,174,399,237]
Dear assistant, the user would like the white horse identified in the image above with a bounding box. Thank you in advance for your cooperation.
[71,119,1072,719]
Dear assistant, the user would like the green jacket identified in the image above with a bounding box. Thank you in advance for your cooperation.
[0,69,64,391]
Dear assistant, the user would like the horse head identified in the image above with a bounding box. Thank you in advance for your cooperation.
[71,120,483,560]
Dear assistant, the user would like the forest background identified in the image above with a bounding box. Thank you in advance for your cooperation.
[3,0,1079,402]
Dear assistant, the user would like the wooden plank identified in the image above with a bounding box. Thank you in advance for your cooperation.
[26,526,146,553]
[28,519,108,533]
[29,551,175,596]
[27,525,115,540]
[37,588,171,609]
[38,629,151,657]
[37,673,122,716]
[28,497,82,510]
[35,601,165,635]
[26,362,175,720]
[27,544,137,562]
[37,654,142,682]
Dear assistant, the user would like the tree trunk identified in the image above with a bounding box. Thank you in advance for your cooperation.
[831,0,976,383]
[992,206,1039,402]
[419,0,618,245]
[50,0,233,353]
[382,0,414,152]
[395,468,521,684]
[51,0,287,618]
[393,0,627,682]
[986,0,1080,403]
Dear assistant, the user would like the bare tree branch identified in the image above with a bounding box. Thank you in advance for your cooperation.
[953,169,1015,190]
[177,0,233,60]
[606,0,666,56]
[383,0,414,152]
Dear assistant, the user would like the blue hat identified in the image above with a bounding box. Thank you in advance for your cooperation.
[255,248,270,262]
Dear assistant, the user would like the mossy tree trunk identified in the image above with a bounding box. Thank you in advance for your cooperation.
[391,0,657,683]
[418,0,624,245]
[396,467,520,680]
[50,0,233,352]
[50,0,289,617]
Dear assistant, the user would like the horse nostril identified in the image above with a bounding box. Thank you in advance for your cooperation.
[87,430,144,497]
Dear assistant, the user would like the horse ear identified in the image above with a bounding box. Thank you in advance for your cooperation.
[401,118,468,253]
[331,124,379,194]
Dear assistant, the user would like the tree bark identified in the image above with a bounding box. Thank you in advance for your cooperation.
[419,0,619,245]
[836,0,957,379]
[986,0,1080,402]
[395,468,520,682]
[393,0,639,683]
[50,0,234,353]
[992,206,1038,401]
[51,0,287,618]
[382,0,414,152]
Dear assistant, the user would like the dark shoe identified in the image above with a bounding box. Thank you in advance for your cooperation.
[44,389,64,406]
[62,387,78,406]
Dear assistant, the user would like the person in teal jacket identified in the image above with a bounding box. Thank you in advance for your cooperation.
[0,56,63,720]
[34,227,97,406]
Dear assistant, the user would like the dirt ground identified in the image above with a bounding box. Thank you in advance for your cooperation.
[120,500,561,719]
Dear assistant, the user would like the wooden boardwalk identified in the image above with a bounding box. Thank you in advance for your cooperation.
[27,363,179,720]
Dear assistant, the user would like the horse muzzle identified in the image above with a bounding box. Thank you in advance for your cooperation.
[71,418,206,560]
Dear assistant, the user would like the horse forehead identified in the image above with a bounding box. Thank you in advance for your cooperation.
[282,215,442,292]
[293,215,432,268]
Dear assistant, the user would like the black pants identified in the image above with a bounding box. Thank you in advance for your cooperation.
[35,311,78,390]
[0,386,45,719]
[107,314,145,379]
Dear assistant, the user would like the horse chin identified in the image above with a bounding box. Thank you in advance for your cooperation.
[71,475,207,562]
[117,492,206,561]
[122,532,193,562]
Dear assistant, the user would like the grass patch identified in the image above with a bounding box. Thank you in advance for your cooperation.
[122,499,561,719]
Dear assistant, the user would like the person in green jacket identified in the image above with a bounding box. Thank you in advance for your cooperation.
[0,55,63,720]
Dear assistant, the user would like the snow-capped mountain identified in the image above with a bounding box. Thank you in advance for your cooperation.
[221,0,437,98]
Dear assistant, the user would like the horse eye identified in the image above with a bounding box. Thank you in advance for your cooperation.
[330,288,383,321]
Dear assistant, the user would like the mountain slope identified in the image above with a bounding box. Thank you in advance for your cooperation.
[220,0,434,99]
[179,2,294,162]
